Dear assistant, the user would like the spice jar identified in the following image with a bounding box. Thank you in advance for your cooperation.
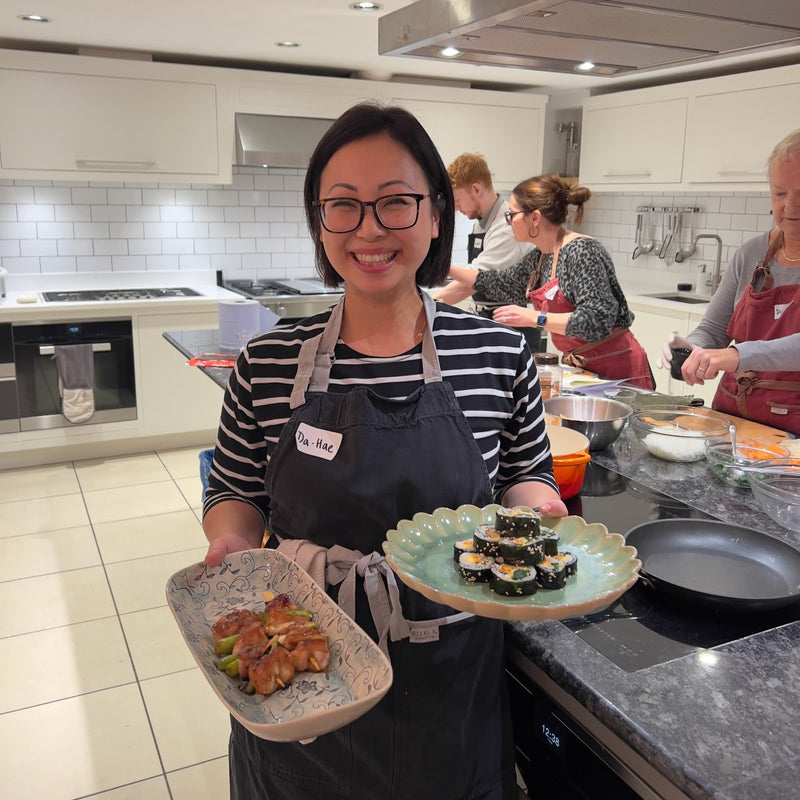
[534,353,563,401]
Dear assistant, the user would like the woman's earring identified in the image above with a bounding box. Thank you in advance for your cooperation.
[528,224,539,239]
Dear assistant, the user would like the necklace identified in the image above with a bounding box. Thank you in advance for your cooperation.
[781,247,800,263]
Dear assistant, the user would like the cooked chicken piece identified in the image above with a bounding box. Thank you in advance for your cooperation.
[263,594,310,635]
[211,608,261,641]
[287,634,330,673]
[249,647,296,695]
[232,621,271,679]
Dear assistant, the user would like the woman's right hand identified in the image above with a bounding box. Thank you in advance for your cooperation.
[203,501,267,566]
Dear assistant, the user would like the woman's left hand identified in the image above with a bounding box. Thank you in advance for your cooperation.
[537,498,569,517]
[493,305,535,328]
[502,485,569,518]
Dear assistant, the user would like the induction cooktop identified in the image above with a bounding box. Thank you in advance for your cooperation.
[562,464,800,671]
[42,287,201,302]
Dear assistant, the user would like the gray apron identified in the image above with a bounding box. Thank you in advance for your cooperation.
[228,294,515,800]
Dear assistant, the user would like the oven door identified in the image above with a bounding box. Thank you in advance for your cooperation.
[0,323,20,433]
[13,319,137,430]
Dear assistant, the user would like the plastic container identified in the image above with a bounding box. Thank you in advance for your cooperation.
[535,352,563,401]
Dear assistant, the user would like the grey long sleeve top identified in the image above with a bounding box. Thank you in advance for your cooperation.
[687,232,800,371]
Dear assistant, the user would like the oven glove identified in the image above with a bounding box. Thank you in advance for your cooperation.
[53,344,96,424]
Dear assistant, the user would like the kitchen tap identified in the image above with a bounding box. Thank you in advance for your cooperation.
[674,233,723,295]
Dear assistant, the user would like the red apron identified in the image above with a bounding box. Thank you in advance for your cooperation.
[527,236,654,390]
[713,245,800,435]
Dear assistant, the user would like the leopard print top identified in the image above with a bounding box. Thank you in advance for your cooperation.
[474,236,634,341]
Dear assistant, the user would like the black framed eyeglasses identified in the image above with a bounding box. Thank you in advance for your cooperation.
[313,193,430,233]
[504,209,525,225]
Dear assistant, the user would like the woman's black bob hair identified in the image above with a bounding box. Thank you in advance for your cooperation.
[303,102,454,288]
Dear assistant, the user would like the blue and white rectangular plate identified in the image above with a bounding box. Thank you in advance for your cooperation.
[166,548,393,742]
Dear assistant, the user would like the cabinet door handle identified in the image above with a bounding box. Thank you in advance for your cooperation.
[75,159,157,170]
[715,169,764,176]
[39,342,111,355]
[601,171,652,178]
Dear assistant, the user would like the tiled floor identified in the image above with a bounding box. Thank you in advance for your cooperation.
[0,448,230,800]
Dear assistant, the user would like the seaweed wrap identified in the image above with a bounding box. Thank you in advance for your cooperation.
[535,556,568,590]
[495,507,542,536]
[538,527,559,556]
[489,564,538,596]
[473,524,503,557]
[453,538,477,562]
[458,552,495,583]
[551,549,578,577]
[499,535,546,566]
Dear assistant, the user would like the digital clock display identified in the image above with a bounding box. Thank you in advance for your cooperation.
[533,703,570,764]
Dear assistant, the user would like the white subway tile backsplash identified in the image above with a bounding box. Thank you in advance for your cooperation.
[0,167,776,292]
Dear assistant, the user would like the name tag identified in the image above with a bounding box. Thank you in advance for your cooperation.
[410,624,440,643]
[544,283,559,300]
[295,422,342,461]
[775,302,791,320]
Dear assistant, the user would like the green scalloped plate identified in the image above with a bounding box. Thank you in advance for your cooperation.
[383,505,641,621]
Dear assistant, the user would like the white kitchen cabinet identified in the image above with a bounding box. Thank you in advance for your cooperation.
[579,96,687,186]
[390,96,545,187]
[0,53,228,183]
[628,299,719,404]
[684,80,800,184]
[136,311,223,438]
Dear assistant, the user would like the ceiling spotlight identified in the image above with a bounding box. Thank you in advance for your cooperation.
[576,61,596,71]
[350,2,382,10]
[275,41,300,48]
[18,14,50,22]
[438,46,462,59]
[532,10,557,17]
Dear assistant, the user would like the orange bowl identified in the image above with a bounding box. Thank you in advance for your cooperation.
[553,451,591,499]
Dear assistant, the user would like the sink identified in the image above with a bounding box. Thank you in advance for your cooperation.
[640,292,711,305]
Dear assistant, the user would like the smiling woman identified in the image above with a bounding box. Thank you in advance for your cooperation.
[201,101,567,800]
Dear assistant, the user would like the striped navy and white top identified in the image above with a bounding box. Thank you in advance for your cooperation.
[203,301,556,524]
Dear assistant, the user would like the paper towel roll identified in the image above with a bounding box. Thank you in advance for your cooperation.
[218,298,263,349]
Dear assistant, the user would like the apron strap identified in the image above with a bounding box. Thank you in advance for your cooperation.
[276,538,472,658]
[289,293,442,410]
[562,326,630,368]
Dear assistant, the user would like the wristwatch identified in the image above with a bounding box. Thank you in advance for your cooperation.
[536,312,548,329]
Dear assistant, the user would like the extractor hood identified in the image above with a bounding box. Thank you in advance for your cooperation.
[379,0,800,78]
[234,113,334,168]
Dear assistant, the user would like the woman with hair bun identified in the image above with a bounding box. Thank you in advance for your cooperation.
[447,174,655,389]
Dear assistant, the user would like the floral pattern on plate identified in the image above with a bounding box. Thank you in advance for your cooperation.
[166,548,393,742]
[383,505,640,621]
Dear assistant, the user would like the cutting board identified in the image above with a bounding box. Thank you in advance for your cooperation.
[723,413,792,446]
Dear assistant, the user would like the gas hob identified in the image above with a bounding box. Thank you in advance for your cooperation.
[42,287,202,302]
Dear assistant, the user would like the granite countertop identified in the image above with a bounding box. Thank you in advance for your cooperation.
[506,427,800,800]
[166,327,800,798]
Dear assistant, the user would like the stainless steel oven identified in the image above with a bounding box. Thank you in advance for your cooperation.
[0,323,19,433]
[13,319,137,430]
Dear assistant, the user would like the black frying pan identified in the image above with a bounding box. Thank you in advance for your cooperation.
[625,518,800,611]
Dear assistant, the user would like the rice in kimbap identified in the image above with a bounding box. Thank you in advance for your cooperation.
[453,538,477,562]
[473,524,503,556]
[499,535,545,566]
[495,507,541,536]
[550,549,578,577]
[535,556,568,590]
[490,563,538,596]
[458,552,495,583]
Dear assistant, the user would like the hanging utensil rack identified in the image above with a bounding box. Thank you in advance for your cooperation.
[634,206,700,260]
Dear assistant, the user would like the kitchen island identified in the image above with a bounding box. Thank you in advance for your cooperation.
[164,327,800,800]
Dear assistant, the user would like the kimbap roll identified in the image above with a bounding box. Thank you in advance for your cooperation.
[538,527,559,556]
[473,524,503,556]
[495,507,541,536]
[490,564,538,596]
[453,538,477,562]
[499,535,546,566]
[458,552,495,583]
[550,549,578,577]
[535,556,568,590]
